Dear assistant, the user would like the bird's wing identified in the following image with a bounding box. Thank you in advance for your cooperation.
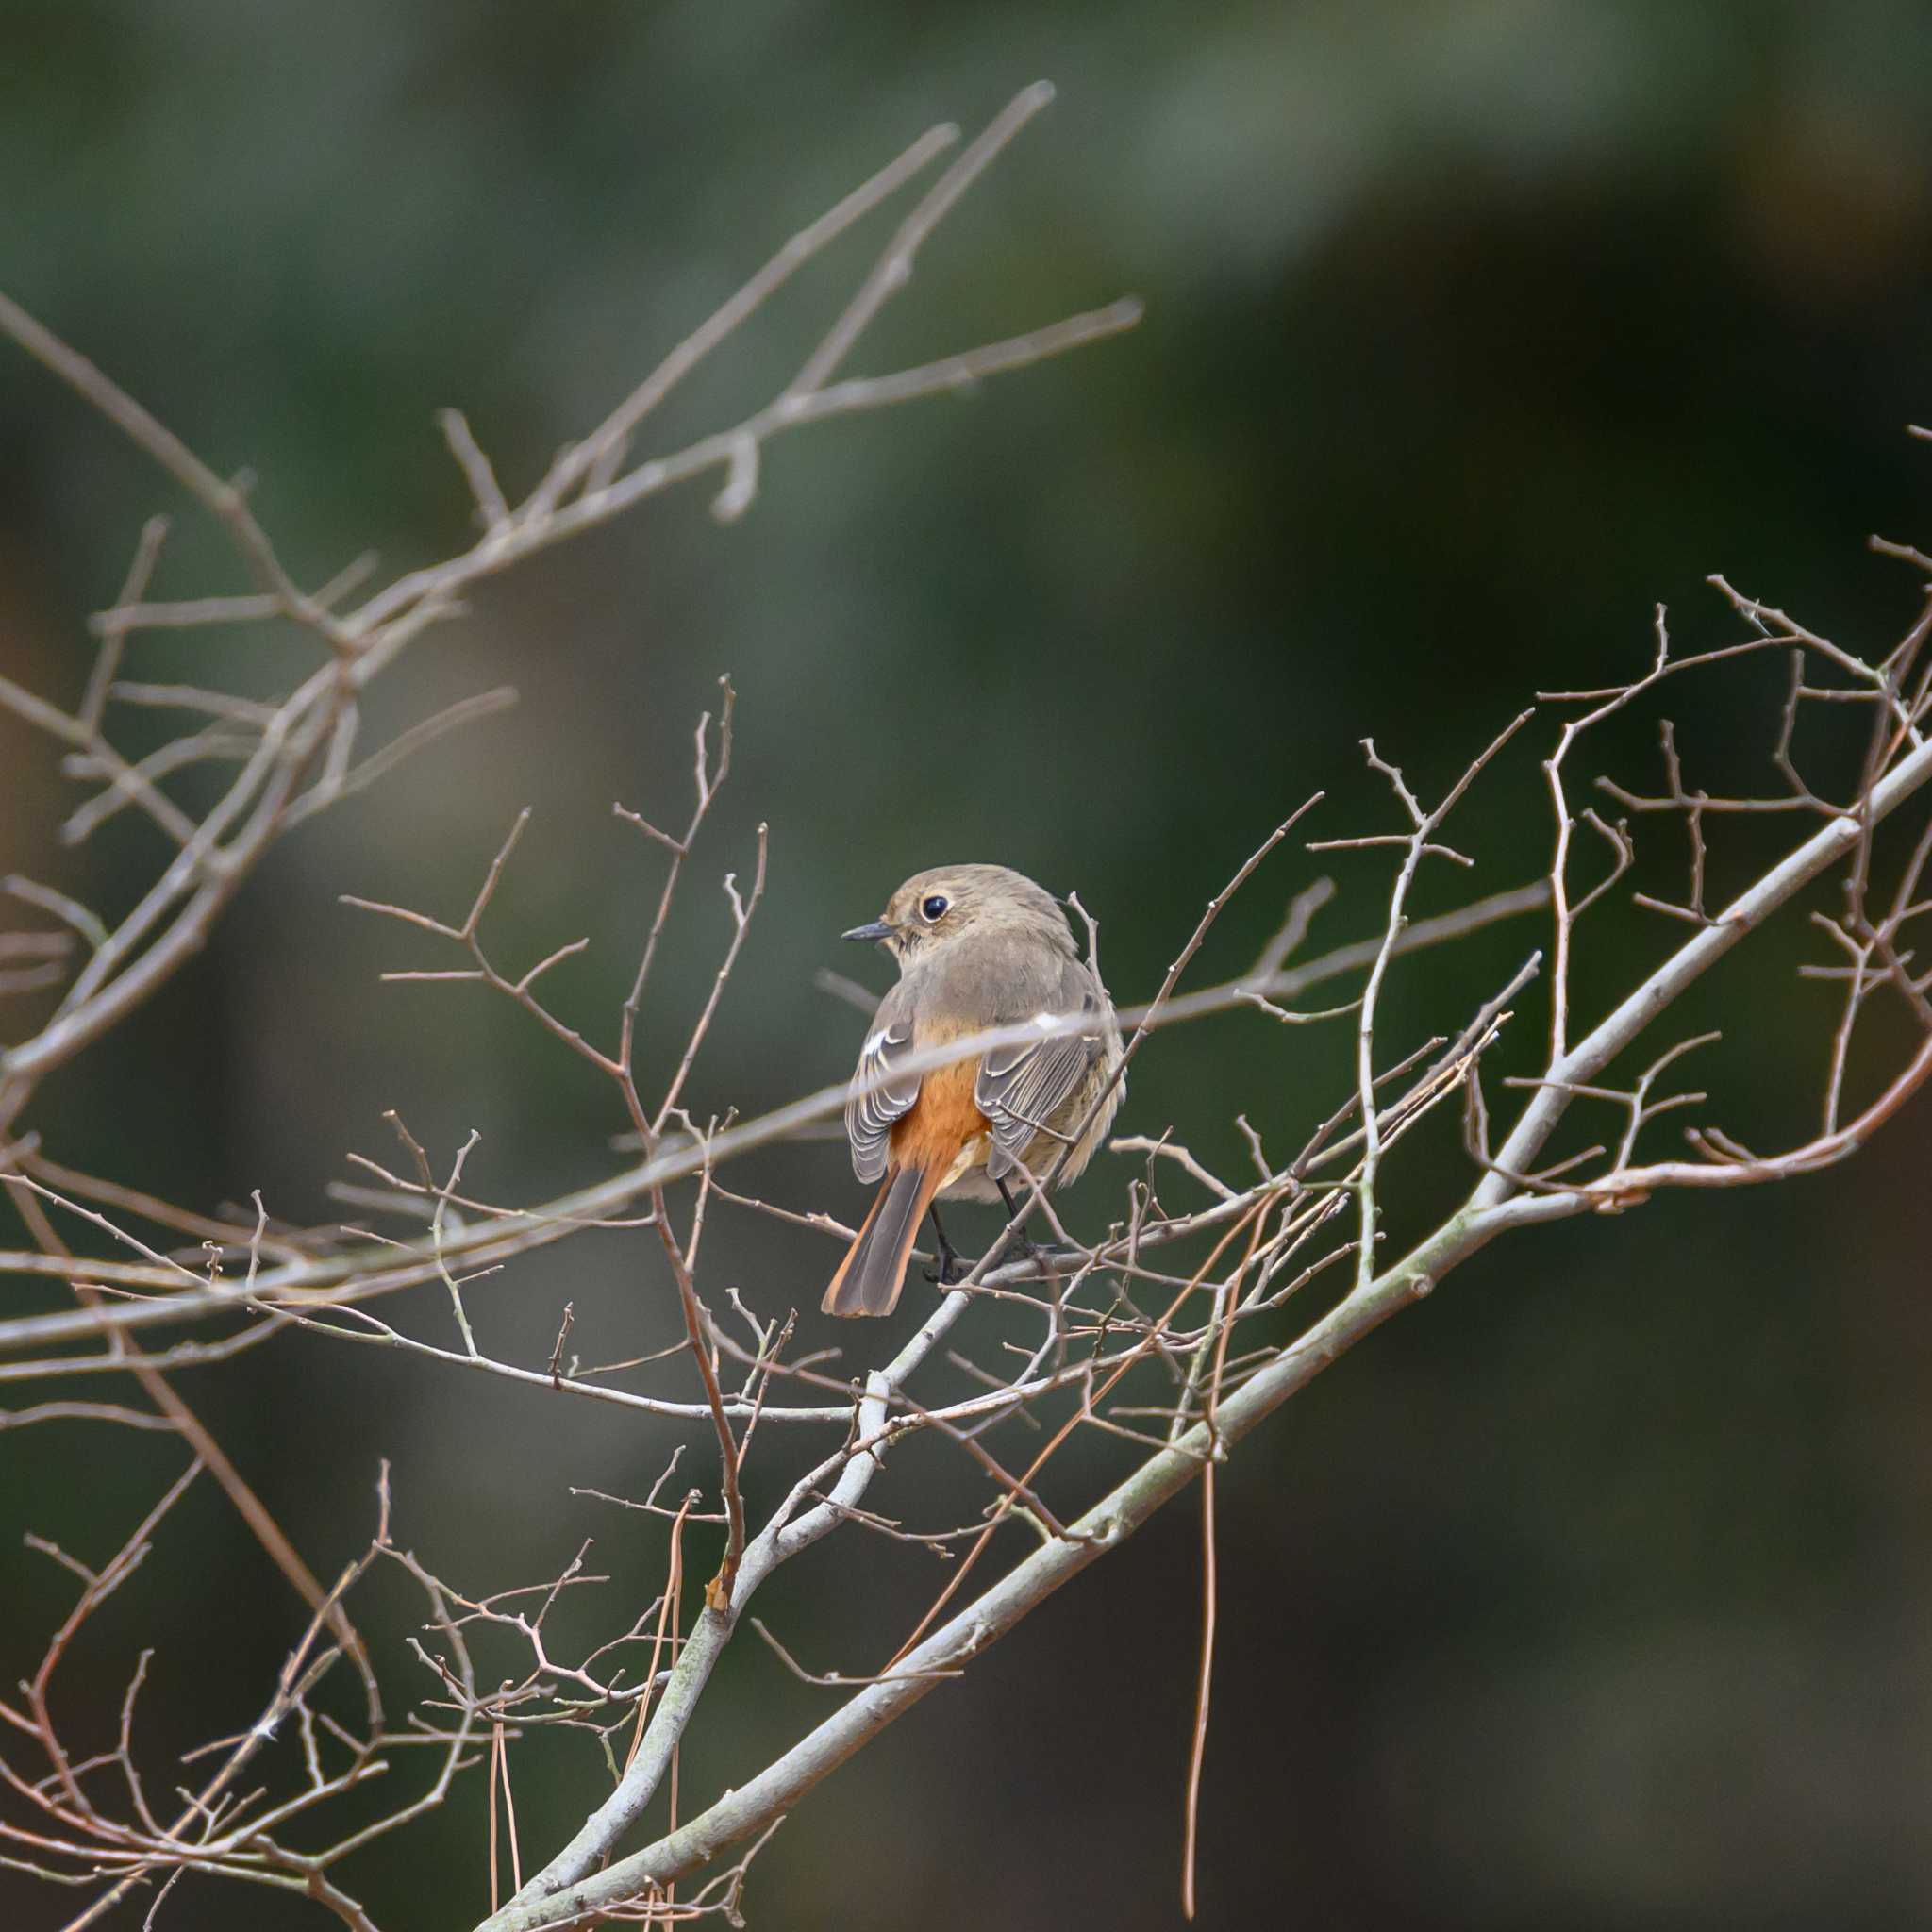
[846,985,922,1183]
[974,964,1108,1183]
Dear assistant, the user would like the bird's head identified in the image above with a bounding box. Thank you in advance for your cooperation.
[841,863,1074,966]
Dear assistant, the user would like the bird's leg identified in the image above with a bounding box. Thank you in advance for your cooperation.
[995,1177,1058,1268]
[924,1204,968,1286]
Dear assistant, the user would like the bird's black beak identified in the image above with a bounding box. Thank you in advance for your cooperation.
[841,920,892,944]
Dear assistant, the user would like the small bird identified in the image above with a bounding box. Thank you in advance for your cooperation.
[822,864,1124,1318]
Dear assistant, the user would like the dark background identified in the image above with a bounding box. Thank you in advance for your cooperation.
[5,5,1932,1928]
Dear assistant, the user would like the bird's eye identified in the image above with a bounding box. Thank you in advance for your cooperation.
[920,894,949,923]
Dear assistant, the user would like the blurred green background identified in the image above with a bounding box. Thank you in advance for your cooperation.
[6,4,1932,1928]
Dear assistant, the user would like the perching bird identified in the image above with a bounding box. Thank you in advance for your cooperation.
[822,864,1124,1318]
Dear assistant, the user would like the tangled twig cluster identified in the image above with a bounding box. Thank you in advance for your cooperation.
[5,83,1932,1932]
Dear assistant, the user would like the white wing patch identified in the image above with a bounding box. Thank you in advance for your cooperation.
[846,1016,920,1184]
[974,995,1103,1182]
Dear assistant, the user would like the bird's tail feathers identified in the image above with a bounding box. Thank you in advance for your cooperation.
[821,1161,944,1317]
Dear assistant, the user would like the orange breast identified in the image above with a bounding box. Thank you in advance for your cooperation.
[890,1057,990,1171]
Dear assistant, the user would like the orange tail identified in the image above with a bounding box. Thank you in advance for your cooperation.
[822,1161,946,1318]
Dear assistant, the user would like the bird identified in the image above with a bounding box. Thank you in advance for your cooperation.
[821,863,1124,1318]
